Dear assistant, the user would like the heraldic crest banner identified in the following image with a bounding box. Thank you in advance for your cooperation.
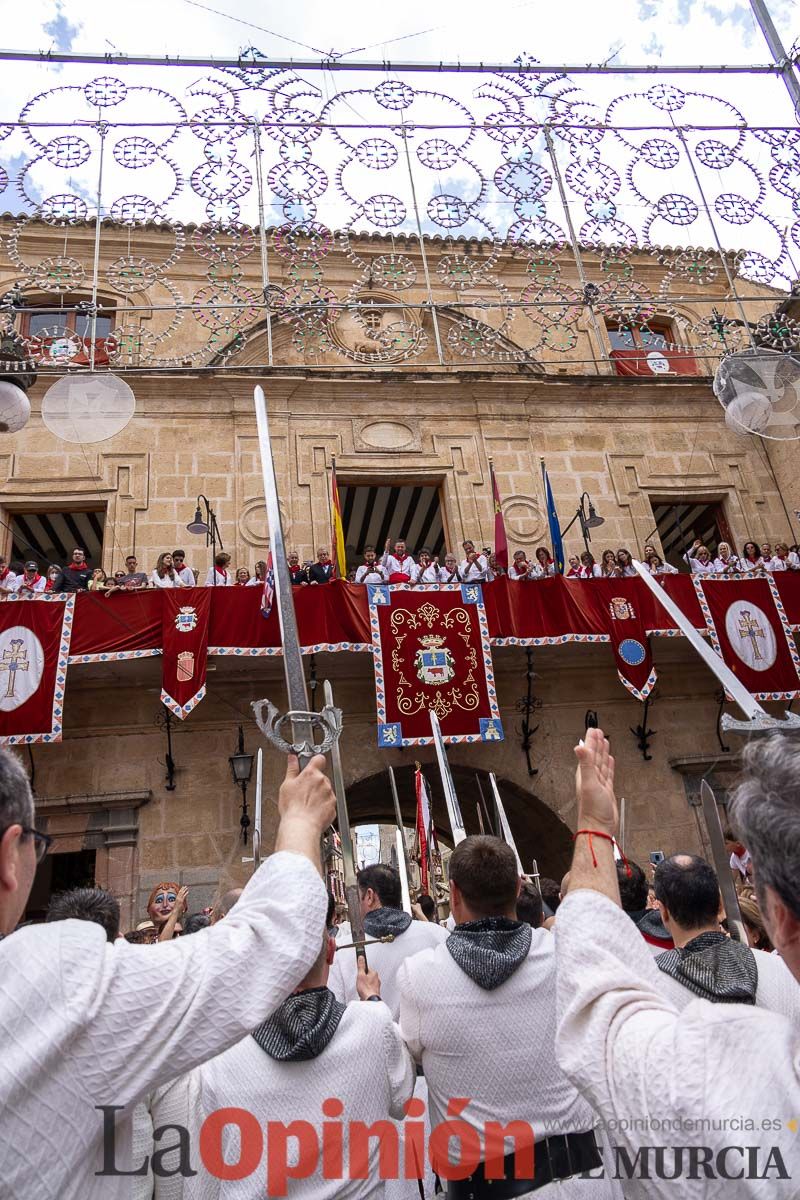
[369,584,503,746]
[693,575,800,701]
[0,595,74,744]
[161,589,212,718]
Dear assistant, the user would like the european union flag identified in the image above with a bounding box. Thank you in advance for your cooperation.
[543,465,565,574]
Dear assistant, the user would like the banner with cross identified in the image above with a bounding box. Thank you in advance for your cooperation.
[692,575,800,702]
[0,595,75,744]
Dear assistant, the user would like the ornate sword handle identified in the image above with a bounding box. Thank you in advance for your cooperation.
[251,699,342,760]
[721,710,800,734]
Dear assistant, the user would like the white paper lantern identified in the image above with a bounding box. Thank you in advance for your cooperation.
[0,380,31,433]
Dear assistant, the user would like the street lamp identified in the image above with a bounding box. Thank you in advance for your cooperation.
[186,494,224,585]
[561,492,605,555]
[229,725,255,843]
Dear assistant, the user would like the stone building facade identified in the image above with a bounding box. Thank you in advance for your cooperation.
[1,219,797,929]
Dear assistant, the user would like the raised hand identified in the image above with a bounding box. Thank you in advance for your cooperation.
[574,727,618,837]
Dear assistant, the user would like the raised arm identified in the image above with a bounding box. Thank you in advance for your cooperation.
[65,754,336,1109]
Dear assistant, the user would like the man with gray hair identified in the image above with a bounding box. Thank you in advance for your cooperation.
[555,729,800,1196]
[0,746,336,1200]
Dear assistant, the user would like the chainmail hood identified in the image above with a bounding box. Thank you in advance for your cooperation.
[446,917,532,990]
[363,907,413,939]
[656,930,758,1004]
[251,986,346,1062]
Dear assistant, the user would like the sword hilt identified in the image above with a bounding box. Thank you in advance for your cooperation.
[252,699,342,762]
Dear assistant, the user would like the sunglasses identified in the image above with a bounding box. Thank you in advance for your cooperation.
[0,826,52,864]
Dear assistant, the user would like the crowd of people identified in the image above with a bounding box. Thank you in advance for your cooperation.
[1,727,798,1196]
[1,533,798,601]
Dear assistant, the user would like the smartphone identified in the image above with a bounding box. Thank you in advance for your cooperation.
[649,850,665,865]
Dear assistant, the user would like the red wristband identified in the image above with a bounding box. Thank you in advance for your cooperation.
[574,829,632,877]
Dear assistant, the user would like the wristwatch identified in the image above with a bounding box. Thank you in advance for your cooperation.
[365,994,382,1002]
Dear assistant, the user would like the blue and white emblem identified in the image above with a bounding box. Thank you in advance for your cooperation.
[174,606,198,633]
[618,638,646,667]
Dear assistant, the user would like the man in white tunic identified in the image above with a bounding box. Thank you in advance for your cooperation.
[0,748,336,1200]
[153,924,415,1198]
[556,728,800,1197]
[397,835,616,1198]
[651,853,800,1019]
[329,864,448,1017]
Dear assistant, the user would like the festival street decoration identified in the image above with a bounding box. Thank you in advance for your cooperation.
[2,575,799,743]
[370,584,503,747]
[0,595,74,743]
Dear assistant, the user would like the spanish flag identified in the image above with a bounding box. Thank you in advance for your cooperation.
[331,456,347,579]
[489,457,508,571]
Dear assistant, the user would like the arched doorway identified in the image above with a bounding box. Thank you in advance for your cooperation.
[346,764,572,881]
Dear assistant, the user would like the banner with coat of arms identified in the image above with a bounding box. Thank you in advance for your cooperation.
[693,575,800,701]
[595,579,657,701]
[369,583,503,746]
[161,589,212,718]
[0,595,74,744]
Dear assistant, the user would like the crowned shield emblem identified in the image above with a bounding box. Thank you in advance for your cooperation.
[414,635,455,685]
[609,596,636,621]
[175,606,198,633]
[177,650,195,682]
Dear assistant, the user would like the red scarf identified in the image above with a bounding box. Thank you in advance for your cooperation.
[216,568,228,580]
[0,567,10,581]
[511,561,529,577]
[289,565,305,580]
[23,574,42,587]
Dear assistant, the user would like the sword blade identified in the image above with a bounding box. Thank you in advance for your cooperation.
[617,795,626,859]
[253,748,263,870]
[254,386,314,765]
[429,711,467,844]
[324,679,368,965]
[387,766,413,915]
[489,772,525,876]
[700,779,748,944]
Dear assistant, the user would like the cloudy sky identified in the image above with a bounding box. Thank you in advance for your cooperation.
[6,0,798,69]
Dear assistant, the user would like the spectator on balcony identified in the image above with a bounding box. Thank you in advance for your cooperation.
[151,552,185,589]
[0,556,17,596]
[459,540,489,582]
[579,550,601,578]
[119,555,148,590]
[601,549,621,578]
[43,564,62,593]
[714,542,741,575]
[308,548,334,585]
[355,545,387,585]
[171,550,195,587]
[645,551,678,576]
[509,549,533,580]
[204,551,233,587]
[616,548,637,578]
[382,537,415,583]
[441,553,460,583]
[769,542,800,571]
[55,548,93,592]
[760,542,773,567]
[87,568,108,593]
[683,539,715,575]
[286,552,308,586]
[234,567,250,586]
[15,561,46,595]
[488,549,505,579]
[248,560,268,587]
[416,551,448,585]
[566,554,582,578]
[741,541,765,572]
[532,546,556,578]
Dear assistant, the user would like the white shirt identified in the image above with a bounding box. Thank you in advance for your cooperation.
[770,553,800,572]
[330,915,448,1019]
[580,563,602,578]
[458,554,489,581]
[0,569,18,593]
[203,567,233,586]
[684,552,716,575]
[398,930,619,1198]
[152,998,415,1199]
[509,561,533,580]
[556,889,800,1198]
[0,852,327,1200]
[714,555,742,574]
[150,570,183,588]
[14,574,46,593]
[355,562,388,584]
[245,575,263,586]
[175,565,196,587]
[730,846,752,878]
[381,553,415,579]
[415,563,448,584]
[647,562,679,576]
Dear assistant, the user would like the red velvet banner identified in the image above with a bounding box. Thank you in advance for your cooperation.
[160,589,212,718]
[370,584,503,746]
[0,596,74,744]
[583,578,656,700]
[693,576,800,700]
